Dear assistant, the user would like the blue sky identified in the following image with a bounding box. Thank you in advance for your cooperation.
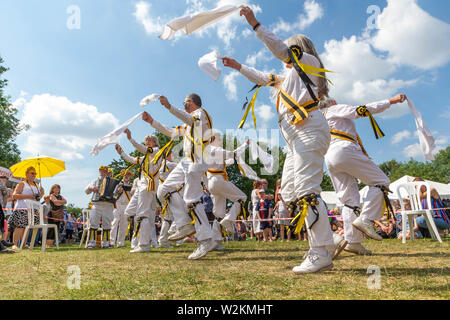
[1,0,449,207]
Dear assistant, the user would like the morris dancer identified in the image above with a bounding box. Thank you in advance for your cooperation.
[222,6,343,274]
[110,169,133,248]
[114,128,161,253]
[320,94,406,255]
[142,93,216,260]
[207,132,249,249]
[157,152,180,248]
[85,166,115,249]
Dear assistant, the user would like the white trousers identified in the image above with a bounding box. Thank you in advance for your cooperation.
[278,115,333,248]
[326,143,390,243]
[159,219,172,243]
[110,203,129,245]
[157,158,212,241]
[124,180,158,247]
[90,202,114,230]
[208,174,247,241]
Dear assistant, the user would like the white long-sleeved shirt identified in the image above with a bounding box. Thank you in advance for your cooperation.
[159,160,177,183]
[325,100,391,150]
[240,25,322,120]
[151,106,212,162]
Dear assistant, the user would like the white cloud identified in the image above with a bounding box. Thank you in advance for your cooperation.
[272,0,324,34]
[256,104,275,123]
[402,143,422,158]
[391,130,412,144]
[133,1,163,35]
[402,134,448,159]
[223,70,239,101]
[371,0,450,70]
[245,48,272,67]
[319,0,450,109]
[19,94,119,161]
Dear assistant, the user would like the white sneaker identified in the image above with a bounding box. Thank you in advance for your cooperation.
[101,242,111,249]
[188,239,215,260]
[130,245,151,253]
[168,224,196,241]
[151,241,160,248]
[344,243,373,255]
[352,217,383,241]
[87,240,96,249]
[159,241,173,249]
[175,239,185,247]
[220,219,235,234]
[214,241,226,251]
[116,242,125,248]
[326,233,348,260]
[292,253,333,274]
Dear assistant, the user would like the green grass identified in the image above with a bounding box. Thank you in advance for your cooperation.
[2,238,449,300]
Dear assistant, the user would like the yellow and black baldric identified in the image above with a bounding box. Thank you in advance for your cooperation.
[277,46,334,126]
[330,129,369,157]
[139,147,162,192]
[188,108,213,162]
[356,105,385,139]
[239,74,278,129]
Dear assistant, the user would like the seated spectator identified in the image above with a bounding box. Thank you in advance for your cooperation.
[235,220,247,241]
[413,177,450,236]
[255,189,274,242]
[46,184,67,247]
[9,167,44,250]
[374,211,398,239]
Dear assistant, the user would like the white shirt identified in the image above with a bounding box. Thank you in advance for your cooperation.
[325,100,391,151]
[151,106,212,163]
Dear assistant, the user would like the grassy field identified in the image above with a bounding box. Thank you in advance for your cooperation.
[2,238,449,300]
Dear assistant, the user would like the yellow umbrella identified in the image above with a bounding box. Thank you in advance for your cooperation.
[10,156,66,179]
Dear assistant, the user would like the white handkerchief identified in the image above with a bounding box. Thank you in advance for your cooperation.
[140,94,161,107]
[90,112,143,156]
[406,98,436,161]
[159,5,243,40]
[198,50,221,81]
[249,140,274,173]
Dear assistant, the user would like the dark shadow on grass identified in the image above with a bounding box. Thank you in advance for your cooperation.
[371,252,450,258]
[338,267,450,277]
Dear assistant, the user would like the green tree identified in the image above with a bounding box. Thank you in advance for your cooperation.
[0,56,28,167]
[378,147,450,183]
[65,203,83,218]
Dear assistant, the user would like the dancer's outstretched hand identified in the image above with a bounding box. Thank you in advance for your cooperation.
[222,57,241,70]
[240,6,258,28]
[142,111,153,124]
[115,144,123,155]
[159,95,171,109]
[389,94,407,104]
[124,128,132,140]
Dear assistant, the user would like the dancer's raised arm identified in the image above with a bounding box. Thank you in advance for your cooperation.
[142,111,186,140]
[124,128,147,154]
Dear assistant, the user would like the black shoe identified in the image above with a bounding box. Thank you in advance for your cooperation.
[0,243,14,254]
[1,240,14,247]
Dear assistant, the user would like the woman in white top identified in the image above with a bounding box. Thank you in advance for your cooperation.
[274,193,291,241]
[222,7,335,274]
[9,166,44,249]
[251,180,262,241]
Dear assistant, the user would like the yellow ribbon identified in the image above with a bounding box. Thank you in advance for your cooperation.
[289,198,308,235]
[238,86,261,129]
[288,46,335,84]
[356,106,385,139]
[153,140,175,166]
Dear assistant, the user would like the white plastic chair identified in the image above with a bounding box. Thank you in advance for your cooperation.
[396,182,442,243]
[21,200,60,251]
[79,209,102,248]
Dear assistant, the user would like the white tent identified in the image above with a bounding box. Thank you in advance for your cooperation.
[321,191,342,209]
[389,175,450,200]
